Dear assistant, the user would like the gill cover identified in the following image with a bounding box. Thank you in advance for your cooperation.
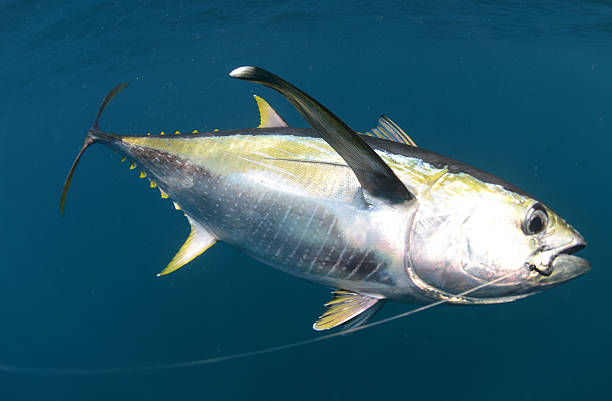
[406,178,537,303]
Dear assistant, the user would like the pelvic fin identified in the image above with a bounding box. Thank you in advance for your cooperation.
[313,290,384,331]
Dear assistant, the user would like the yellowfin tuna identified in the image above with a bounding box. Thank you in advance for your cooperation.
[60,66,589,333]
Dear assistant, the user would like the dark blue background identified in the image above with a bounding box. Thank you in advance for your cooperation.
[1,1,610,400]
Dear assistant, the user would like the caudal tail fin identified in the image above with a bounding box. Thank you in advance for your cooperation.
[59,83,129,215]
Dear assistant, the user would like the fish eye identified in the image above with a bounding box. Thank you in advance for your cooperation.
[522,203,548,235]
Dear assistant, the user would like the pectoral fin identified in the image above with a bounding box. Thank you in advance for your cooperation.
[313,290,385,331]
[157,215,216,276]
[254,95,288,128]
[230,66,413,204]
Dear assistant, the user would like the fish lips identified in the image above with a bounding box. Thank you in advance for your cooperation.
[549,253,590,280]
[536,243,590,287]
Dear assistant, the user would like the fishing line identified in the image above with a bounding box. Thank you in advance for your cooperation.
[0,270,519,375]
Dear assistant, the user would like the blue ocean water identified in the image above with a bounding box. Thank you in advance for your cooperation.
[1,1,610,399]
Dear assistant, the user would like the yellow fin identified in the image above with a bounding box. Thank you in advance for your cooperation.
[313,290,384,331]
[139,171,147,178]
[158,215,216,276]
[150,180,157,188]
[362,116,417,147]
[254,95,289,128]
[129,163,136,170]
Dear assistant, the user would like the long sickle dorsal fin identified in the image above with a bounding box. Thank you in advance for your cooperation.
[157,215,216,276]
[363,115,417,147]
[253,95,288,128]
[230,66,414,204]
[313,290,385,331]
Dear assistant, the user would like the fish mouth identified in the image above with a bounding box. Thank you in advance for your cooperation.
[536,240,590,286]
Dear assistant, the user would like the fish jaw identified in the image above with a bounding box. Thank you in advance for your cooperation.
[524,223,589,289]
[544,254,590,285]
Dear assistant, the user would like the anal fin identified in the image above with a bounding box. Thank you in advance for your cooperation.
[157,215,216,276]
[313,290,384,331]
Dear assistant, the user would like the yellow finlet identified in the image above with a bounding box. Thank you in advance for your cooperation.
[254,95,289,128]
[158,215,217,276]
[129,163,136,170]
[160,131,165,135]
[150,180,157,188]
[313,290,383,331]
[173,202,181,210]
[160,189,168,198]
[173,130,180,135]
[139,171,147,178]
[214,129,219,132]
[120,156,126,163]
[147,132,151,136]
[192,129,198,133]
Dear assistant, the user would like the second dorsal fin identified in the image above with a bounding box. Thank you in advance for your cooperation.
[157,215,216,276]
[230,66,414,204]
[254,95,288,128]
[363,116,417,147]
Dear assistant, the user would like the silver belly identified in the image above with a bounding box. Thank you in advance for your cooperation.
[125,143,426,301]
[169,169,421,298]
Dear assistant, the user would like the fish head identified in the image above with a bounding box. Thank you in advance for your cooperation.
[406,171,589,303]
